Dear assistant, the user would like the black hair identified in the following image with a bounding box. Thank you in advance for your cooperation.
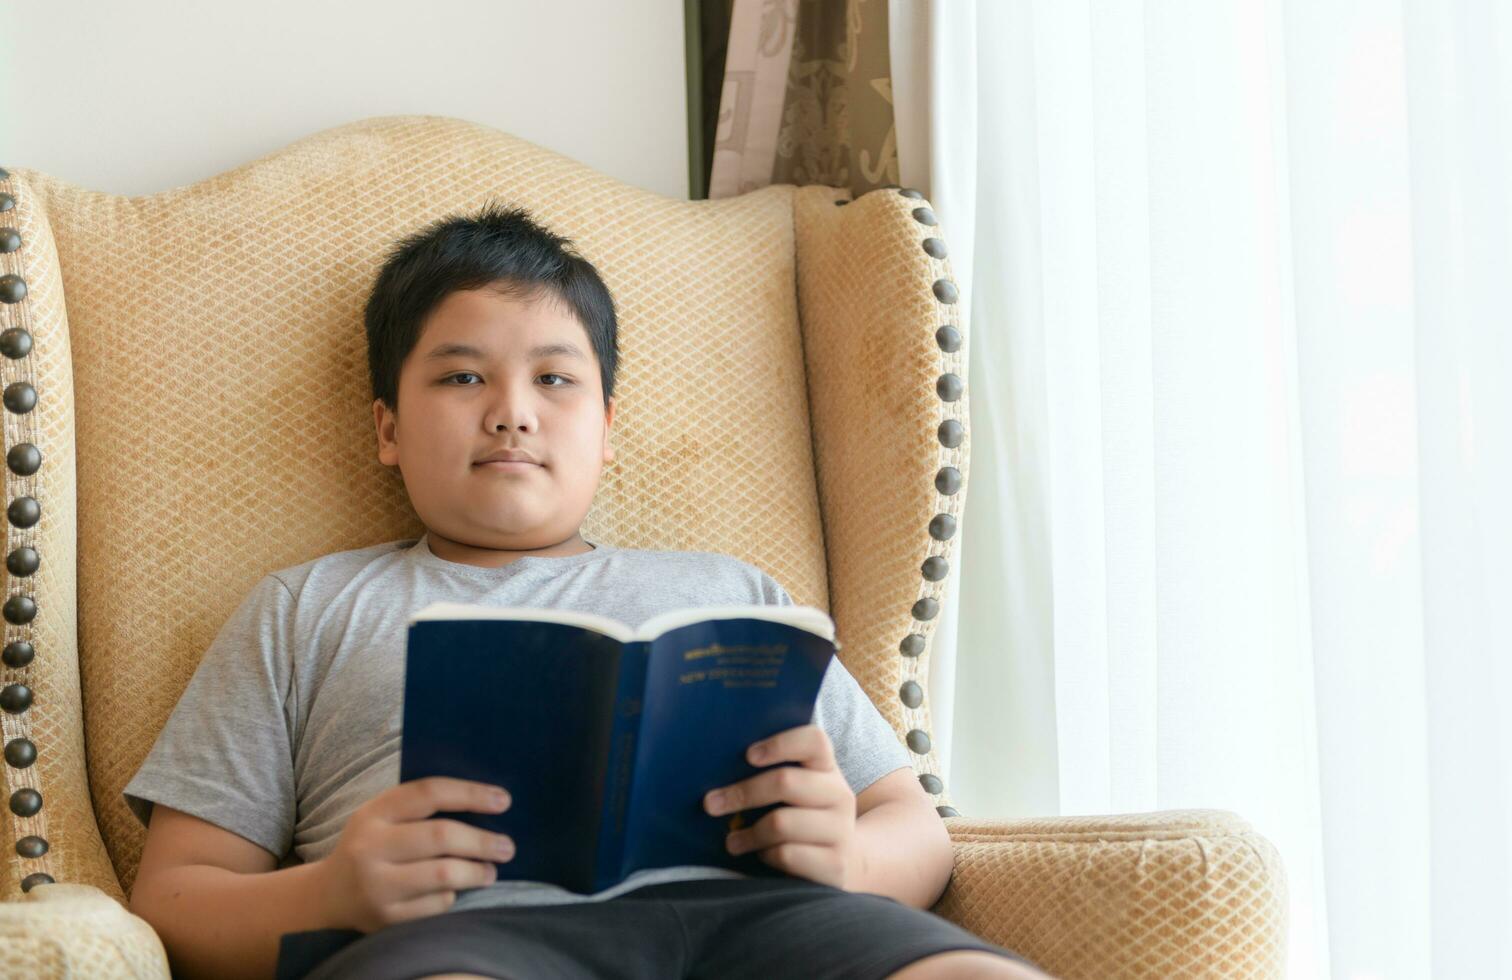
[364,201,618,410]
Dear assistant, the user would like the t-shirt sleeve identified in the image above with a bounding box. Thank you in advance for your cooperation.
[757,572,913,796]
[122,573,298,858]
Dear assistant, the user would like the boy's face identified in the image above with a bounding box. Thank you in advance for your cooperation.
[373,287,615,564]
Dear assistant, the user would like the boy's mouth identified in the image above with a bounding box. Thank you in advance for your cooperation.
[473,448,541,466]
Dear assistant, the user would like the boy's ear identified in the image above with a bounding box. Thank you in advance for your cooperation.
[374,398,399,466]
[603,397,616,464]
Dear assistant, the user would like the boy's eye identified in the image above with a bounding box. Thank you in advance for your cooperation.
[441,372,572,387]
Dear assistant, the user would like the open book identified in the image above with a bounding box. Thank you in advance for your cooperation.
[398,602,839,894]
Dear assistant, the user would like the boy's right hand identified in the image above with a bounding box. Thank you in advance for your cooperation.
[316,776,515,932]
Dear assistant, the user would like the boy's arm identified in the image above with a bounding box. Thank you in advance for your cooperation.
[129,804,333,980]
[847,767,956,909]
[131,777,511,980]
[753,572,952,906]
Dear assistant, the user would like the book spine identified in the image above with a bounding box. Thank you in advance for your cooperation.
[592,638,651,892]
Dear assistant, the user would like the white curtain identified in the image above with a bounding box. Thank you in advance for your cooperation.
[889,1,1512,977]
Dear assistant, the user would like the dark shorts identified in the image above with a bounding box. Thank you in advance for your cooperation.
[275,875,1039,980]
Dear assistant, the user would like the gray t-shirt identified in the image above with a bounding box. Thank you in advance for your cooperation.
[124,532,911,909]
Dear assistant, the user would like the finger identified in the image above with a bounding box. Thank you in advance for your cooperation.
[726,805,840,855]
[388,857,498,902]
[705,764,835,816]
[382,818,516,864]
[376,777,510,823]
[747,724,835,770]
[756,841,847,884]
[378,889,458,927]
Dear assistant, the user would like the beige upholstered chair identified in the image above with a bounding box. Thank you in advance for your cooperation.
[0,116,1286,978]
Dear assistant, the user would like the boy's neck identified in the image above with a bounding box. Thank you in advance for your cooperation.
[424,528,596,568]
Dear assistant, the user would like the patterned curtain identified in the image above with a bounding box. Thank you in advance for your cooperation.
[702,0,898,199]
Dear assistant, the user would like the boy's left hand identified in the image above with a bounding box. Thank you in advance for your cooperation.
[702,723,862,891]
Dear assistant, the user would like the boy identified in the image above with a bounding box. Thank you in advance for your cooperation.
[123,203,1049,980]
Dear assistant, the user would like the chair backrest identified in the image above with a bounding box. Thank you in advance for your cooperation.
[0,116,968,897]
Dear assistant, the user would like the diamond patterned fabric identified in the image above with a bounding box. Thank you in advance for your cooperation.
[937,810,1288,979]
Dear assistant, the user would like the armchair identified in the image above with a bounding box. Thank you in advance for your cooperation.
[0,116,1285,978]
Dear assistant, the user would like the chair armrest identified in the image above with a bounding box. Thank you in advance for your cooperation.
[0,883,169,979]
[932,809,1287,980]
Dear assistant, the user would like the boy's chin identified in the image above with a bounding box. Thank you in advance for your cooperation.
[431,521,588,549]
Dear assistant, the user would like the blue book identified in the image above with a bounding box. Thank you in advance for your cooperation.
[398,602,839,894]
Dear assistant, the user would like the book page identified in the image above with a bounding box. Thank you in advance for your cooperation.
[633,605,836,645]
[407,602,635,644]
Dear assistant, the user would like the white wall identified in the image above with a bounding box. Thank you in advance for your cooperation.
[0,1,689,200]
